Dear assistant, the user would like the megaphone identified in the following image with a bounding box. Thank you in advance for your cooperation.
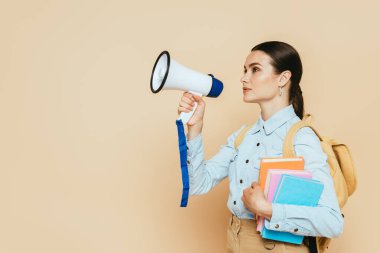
[150,51,223,124]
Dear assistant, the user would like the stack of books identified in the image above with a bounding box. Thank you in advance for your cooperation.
[256,157,324,244]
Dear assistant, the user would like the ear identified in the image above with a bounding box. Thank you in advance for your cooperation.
[278,70,292,87]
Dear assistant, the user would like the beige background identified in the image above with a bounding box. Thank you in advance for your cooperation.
[0,0,378,252]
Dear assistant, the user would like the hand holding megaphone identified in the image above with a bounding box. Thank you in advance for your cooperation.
[177,91,205,126]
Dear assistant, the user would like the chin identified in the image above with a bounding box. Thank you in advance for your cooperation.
[243,93,257,103]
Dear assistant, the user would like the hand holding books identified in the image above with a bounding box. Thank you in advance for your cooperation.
[241,182,273,220]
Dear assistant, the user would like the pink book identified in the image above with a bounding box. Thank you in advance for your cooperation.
[256,169,312,232]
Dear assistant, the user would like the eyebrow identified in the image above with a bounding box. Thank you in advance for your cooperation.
[244,62,262,69]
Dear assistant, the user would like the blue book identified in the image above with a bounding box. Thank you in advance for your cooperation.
[261,174,324,244]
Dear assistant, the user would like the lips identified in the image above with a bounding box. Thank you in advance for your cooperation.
[243,87,252,91]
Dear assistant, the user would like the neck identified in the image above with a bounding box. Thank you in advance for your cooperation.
[259,99,291,121]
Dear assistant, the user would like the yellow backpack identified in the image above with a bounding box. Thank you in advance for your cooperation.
[234,114,357,253]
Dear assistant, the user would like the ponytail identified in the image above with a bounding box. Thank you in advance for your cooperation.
[290,84,304,119]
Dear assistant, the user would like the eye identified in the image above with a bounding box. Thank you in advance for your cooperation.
[243,67,259,74]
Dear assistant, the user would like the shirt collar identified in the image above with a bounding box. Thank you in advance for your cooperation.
[247,104,297,135]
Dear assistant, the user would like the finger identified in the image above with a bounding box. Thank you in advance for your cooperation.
[251,182,259,188]
[178,105,192,113]
[179,99,194,108]
[184,92,196,101]
[179,101,194,111]
[178,106,192,113]
[193,94,202,102]
[178,109,188,115]
[181,96,195,105]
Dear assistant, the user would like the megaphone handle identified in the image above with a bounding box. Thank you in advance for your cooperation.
[178,91,203,125]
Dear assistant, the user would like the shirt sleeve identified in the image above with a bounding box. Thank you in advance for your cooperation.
[266,127,344,238]
[186,125,246,195]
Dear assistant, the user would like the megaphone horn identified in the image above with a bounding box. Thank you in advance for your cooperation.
[150,51,223,124]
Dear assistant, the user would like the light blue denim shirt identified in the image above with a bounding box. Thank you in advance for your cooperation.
[186,104,344,238]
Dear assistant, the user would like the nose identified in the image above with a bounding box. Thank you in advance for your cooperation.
[240,74,248,84]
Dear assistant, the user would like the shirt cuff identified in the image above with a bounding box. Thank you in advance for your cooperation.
[265,203,311,236]
[266,203,287,231]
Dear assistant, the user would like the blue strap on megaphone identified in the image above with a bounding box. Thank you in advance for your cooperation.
[175,119,190,207]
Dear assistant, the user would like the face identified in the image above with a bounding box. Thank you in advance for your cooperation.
[240,50,284,103]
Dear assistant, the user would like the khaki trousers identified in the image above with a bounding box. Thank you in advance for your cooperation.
[227,214,310,253]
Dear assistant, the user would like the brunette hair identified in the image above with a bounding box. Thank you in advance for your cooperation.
[251,41,304,119]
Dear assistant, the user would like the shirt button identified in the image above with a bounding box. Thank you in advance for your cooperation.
[187,146,189,150]
[257,143,260,146]
[240,179,243,184]
[233,201,236,205]
[245,159,249,163]
[294,228,299,232]
[274,224,279,229]
[187,160,190,165]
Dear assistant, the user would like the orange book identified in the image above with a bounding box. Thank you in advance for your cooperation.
[258,156,305,190]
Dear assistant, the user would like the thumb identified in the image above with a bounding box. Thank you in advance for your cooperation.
[251,182,260,189]
[193,94,202,102]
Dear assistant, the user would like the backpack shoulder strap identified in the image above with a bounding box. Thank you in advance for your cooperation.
[283,117,323,157]
[233,125,251,149]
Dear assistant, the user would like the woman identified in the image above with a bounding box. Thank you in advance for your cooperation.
[177,41,344,253]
